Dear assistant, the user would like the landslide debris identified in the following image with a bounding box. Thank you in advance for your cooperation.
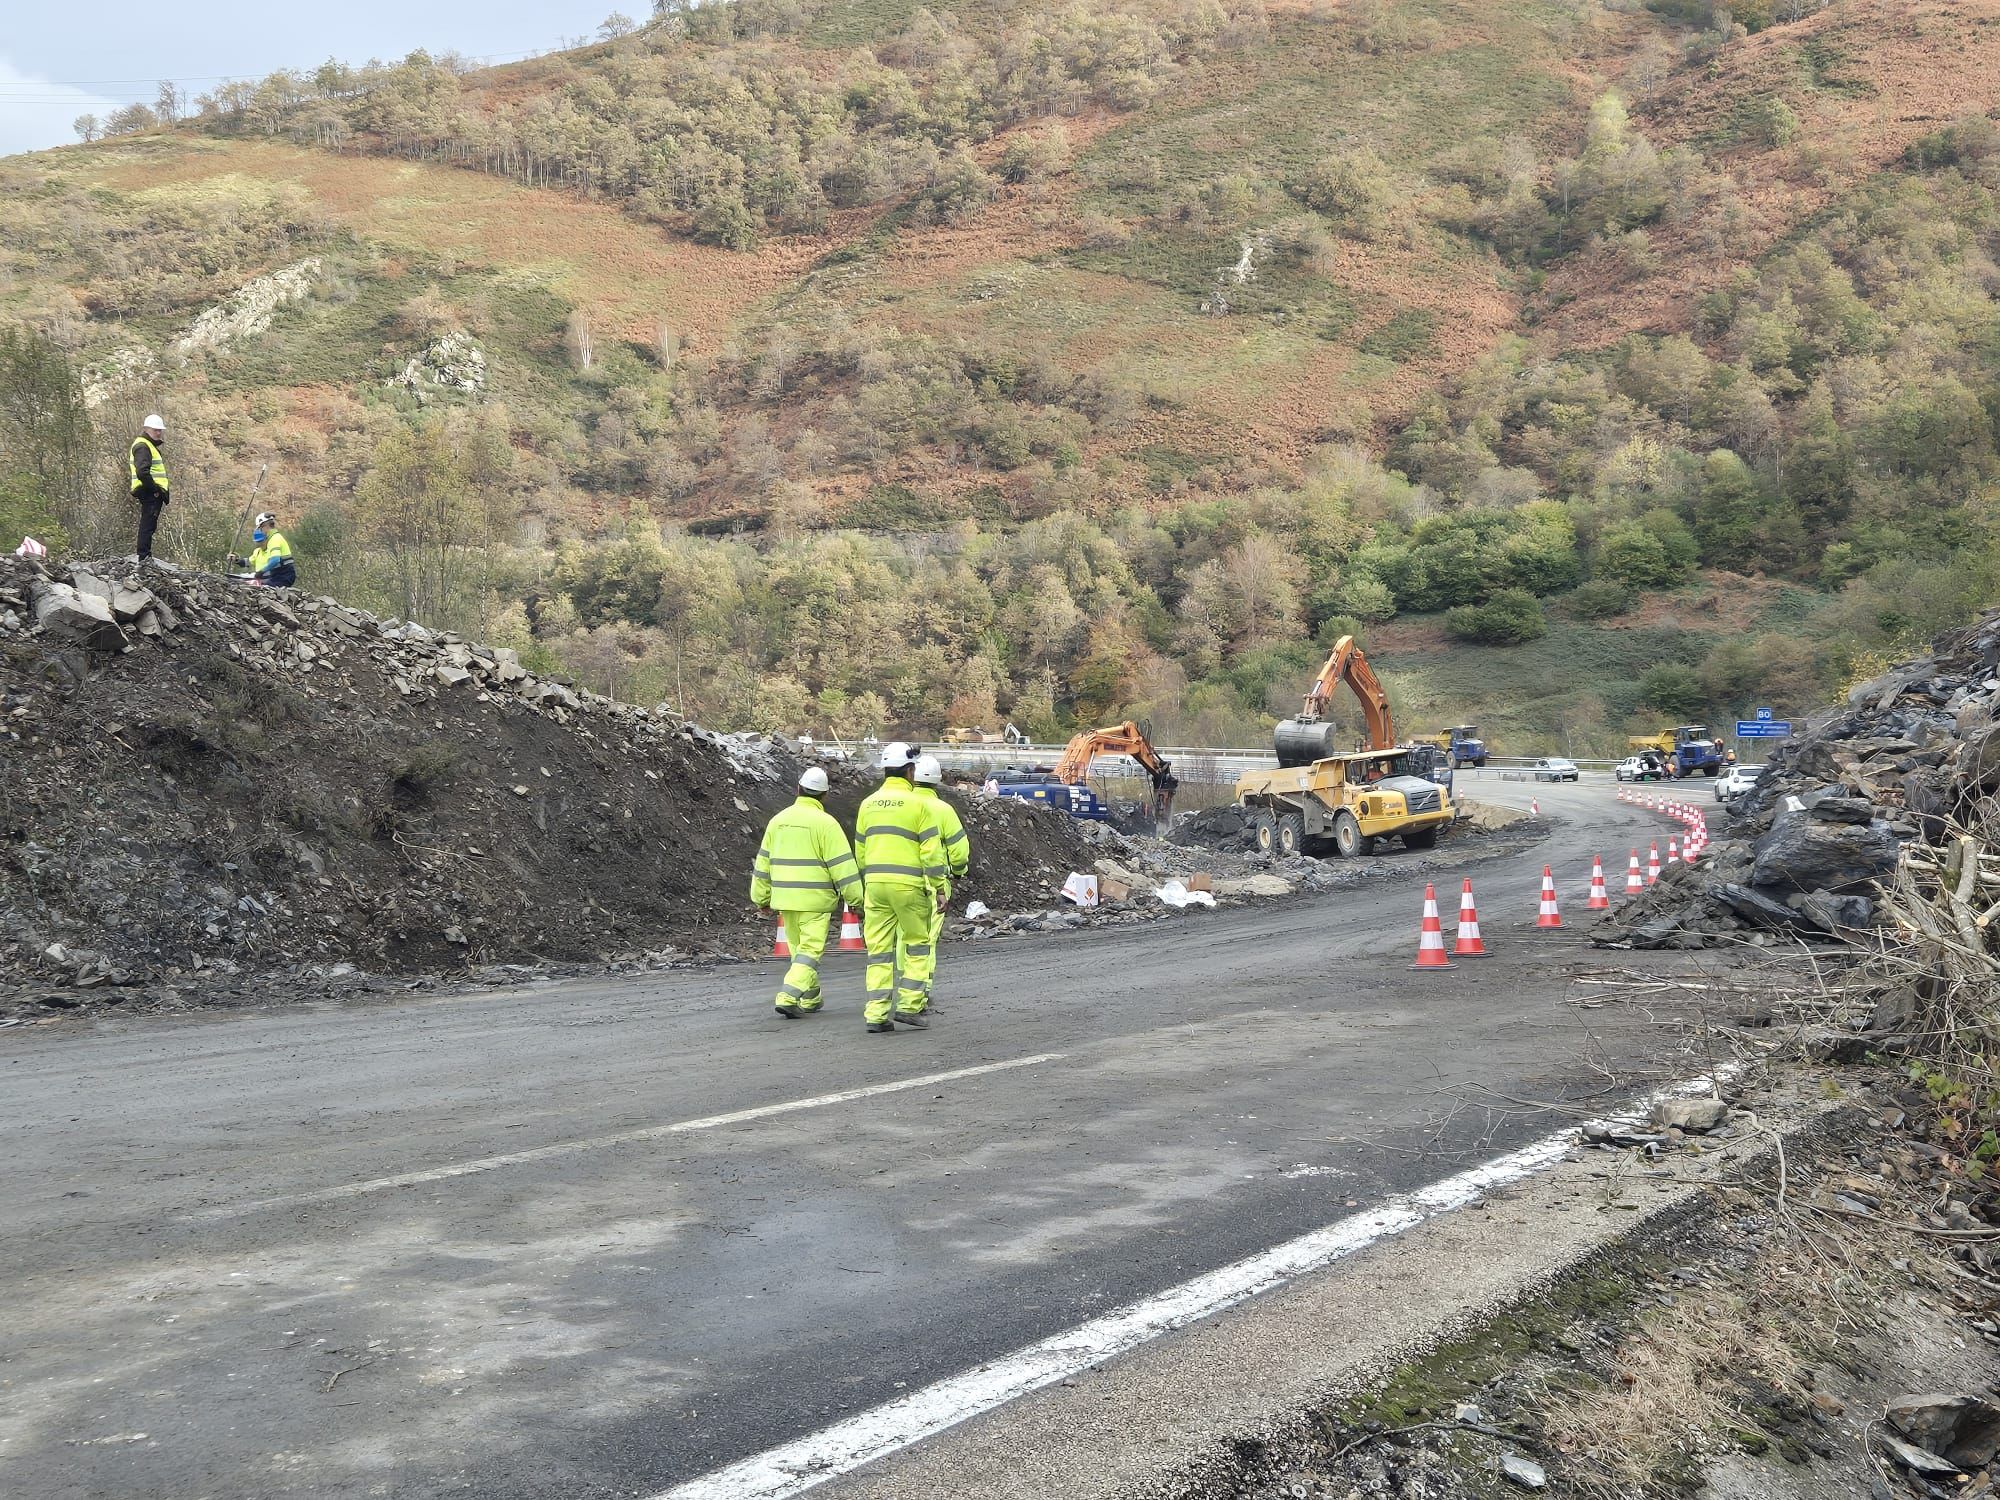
[1595,605,2000,949]
[0,555,1096,1008]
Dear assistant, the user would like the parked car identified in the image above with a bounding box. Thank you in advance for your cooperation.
[1614,752,1667,782]
[1532,757,1580,783]
[1714,764,1761,802]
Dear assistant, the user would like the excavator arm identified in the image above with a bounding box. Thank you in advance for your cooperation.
[1052,721,1178,824]
[1276,635,1395,766]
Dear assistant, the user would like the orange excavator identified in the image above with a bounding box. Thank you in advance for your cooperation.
[1274,635,1394,767]
[1052,719,1179,828]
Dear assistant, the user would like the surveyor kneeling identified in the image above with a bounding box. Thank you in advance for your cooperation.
[231,511,297,589]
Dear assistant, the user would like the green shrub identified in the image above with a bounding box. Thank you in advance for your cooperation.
[1563,580,1630,619]
[1445,589,1547,645]
[1638,663,1705,717]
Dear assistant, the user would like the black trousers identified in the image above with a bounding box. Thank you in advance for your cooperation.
[135,496,166,558]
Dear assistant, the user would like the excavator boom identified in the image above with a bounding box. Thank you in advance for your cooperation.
[1275,635,1395,767]
[1051,721,1178,826]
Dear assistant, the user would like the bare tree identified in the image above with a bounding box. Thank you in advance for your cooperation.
[155,80,181,124]
[565,310,595,371]
[73,114,100,143]
[654,320,678,372]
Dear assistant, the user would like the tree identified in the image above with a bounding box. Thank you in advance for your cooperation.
[155,80,182,125]
[105,103,158,136]
[1445,589,1546,644]
[598,12,637,39]
[352,414,507,627]
[73,114,100,143]
[0,326,94,552]
[565,310,594,371]
[1638,663,1705,718]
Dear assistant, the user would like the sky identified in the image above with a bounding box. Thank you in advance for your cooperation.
[0,0,626,157]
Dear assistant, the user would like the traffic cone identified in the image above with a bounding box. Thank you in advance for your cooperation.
[1413,883,1456,970]
[1647,842,1661,884]
[1531,796,1541,817]
[771,917,791,959]
[1667,836,1680,865]
[838,905,864,952]
[1453,878,1487,957]
[1587,855,1610,910]
[1625,849,1645,894]
[1536,865,1563,929]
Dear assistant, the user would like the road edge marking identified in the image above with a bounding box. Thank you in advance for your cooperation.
[651,1067,1737,1500]
[182,1052,1065,1221]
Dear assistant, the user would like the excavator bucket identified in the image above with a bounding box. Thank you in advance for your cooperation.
[1274,717,1342,768]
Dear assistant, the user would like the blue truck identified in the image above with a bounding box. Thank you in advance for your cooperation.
[981,768,1110,822]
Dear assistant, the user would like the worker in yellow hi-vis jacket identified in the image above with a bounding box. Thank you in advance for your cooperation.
[909,755,969,1010]
[852,742,948,1033]
[750,766,865,1019]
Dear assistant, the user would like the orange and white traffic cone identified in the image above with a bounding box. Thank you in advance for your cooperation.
[1531,796,1541,818]
[1536,865,1563,929]
[771,917,791,959]
[1667,836,1680,865]
[1587,855,1610,910]
[1453,878,1487,957]
[838,905,864,952]
[1626,849,1645,894]
[1647,842,1661,884]
[1413,883,1456,970]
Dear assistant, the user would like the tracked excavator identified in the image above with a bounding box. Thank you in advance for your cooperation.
[1234,636,1455,858]
[1051,720,1178,830]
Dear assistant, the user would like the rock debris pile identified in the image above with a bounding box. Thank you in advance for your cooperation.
[1595,606,2000,949]
[0,555,1094,1009]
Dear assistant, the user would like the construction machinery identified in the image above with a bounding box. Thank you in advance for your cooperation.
[1418,724,1488,769]
[1236,636,1454,857]
[1627,724,1725,779]
[942,726,1005,745]
[1051,720,1178,829]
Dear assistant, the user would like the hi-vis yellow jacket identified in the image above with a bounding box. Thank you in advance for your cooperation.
[913,784,970,880]
[750,796,865,913]
[854,779,949,898]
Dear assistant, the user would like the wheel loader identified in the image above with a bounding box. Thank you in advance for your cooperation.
[1234,636,1454,857]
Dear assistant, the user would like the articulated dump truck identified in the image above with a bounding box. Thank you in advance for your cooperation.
[1235,635,1455,858]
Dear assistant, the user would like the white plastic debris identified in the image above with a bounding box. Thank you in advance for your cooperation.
[1060,873,1099,907]
[964,901,991,920]
[1154,879,1216,909]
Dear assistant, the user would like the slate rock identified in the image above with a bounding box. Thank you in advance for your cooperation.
[1793,891,1874,934]
[30,581,127,651]
[1654,1097,1727,1133]
[1886,1393,2000,1469]
[1750,812,1900,894]
[1499,1454,1547,1490]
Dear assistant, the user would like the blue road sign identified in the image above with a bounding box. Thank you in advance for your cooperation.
[1736,720,1791,737]
[1755,707,1773,721]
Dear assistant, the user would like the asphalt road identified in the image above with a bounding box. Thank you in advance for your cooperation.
[0,777,1706,1499]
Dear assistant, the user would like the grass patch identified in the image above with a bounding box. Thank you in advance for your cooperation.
[1356,307,1437,361]
[835,483,964,530]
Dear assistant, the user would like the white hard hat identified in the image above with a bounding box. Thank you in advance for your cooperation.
[255,511,276,529]
[798,765,829,794]
[914,754,943,786]
[879,740,915,770]
[143,414,165,431]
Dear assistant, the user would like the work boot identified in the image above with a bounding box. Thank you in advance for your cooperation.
[866,1020,896,1034]
[893,1010,929,1029]
[775,1001,804,1019]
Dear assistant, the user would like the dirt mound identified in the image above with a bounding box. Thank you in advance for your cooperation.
[0,556,1096,1009]
[1595,605,2000,949]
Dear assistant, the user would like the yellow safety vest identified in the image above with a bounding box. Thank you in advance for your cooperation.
[751,797,865,913]
[249,532,294,574]
[914,785,970,879]
[854,780,949,895]
[128,435,169,496]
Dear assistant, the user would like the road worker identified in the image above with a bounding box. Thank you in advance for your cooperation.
[232,512,297,588]
[853,742,949,1033]
[909,755,969,1010]
[750,765,865,1019]
[128,414,170,560]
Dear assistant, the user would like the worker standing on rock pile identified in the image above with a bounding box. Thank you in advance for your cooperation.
[854,742,949,1034]
[127,414,170,561]
[750,766,865,1020]
[910,755,970,1012]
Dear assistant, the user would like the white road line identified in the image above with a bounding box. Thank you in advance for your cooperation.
[653,1068,1736,1500]
[183,1052,1064,1222]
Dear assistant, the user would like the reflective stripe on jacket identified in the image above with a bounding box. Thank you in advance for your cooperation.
[914,784,970,879]
[250,532,294,575]
[129,436,169,498]
[751,796,865,913]
[854,780,948,895]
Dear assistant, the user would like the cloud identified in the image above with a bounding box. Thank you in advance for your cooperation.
[0,55,124,158]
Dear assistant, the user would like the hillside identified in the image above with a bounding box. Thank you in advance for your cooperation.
[3,0,1998,753]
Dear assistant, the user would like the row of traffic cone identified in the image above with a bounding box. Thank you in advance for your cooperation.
[1415,847,1663,970]
[772,907,865,957]
[1616,788,1710,862]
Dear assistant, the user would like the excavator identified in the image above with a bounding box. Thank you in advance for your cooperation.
[1051,720,1178,829]
[1235,636,1454,858]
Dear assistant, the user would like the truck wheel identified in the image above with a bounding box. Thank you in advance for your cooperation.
[1251,808,1277,855]
[1333,811,1363,859]
[1404,826,1438,851]
[1276,812,1304,857]
[1703,764,1718,778]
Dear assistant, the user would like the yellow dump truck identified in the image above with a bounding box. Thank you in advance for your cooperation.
[1236,747,1455,858]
